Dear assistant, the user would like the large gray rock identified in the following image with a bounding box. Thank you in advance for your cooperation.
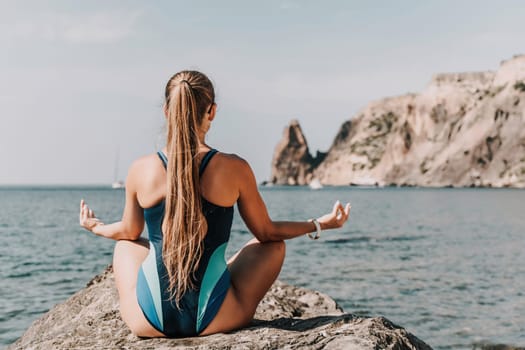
[9,266,432,349]
[270,55,525,188]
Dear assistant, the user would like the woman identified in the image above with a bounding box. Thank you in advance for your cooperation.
[79,70,351,338]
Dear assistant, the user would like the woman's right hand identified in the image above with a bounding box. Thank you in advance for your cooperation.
[317,200,351,230]
[79,199,104,234]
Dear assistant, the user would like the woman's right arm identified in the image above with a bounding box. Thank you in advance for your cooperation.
[235,158,351,242]
[79,160,145,241]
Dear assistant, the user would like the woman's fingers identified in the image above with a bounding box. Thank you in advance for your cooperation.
[331,201,343,222]
[331,200,340,215]
[344,203,351,219]
[79,199,100,231]
[80,200,88,215]
[338,202,345,218]
[339,203,350,225]
[335,201,351,226]
[80,200,87,223]
[81,203,94,218]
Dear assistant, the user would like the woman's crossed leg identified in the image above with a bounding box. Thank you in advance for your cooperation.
[200,238,285,335]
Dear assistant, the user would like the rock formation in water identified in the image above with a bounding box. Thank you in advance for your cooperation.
[9,266,432,350]
[271,55,525,187]
[271,119,326,185]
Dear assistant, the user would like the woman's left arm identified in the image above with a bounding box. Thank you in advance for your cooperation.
[79,162,144,240]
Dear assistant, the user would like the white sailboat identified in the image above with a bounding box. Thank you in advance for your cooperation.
[111,180,125,189]
[111,149,125,189]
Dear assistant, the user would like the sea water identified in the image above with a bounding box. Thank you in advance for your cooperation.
[0,186,524,349]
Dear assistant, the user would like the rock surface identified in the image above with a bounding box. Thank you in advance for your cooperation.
[9,266,432,349]
[270,55,525,187]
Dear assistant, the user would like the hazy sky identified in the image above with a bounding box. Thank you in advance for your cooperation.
[1,0,524,184]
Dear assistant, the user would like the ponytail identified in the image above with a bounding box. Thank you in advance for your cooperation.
[162,71,215,305]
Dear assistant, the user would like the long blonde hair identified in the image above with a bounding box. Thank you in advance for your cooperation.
[162,70,215,305]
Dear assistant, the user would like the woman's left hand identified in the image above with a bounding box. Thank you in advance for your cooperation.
[79,199,104,234]
[317,200,351,230]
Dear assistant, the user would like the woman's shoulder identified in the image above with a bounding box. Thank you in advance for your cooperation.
[201,151,254,205]
[129,153,163,172]
[124,153,167,207]
[213,152,252,173]
[125,153,165,188]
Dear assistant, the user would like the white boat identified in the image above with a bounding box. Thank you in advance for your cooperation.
[351,176,379,187]
[111,180,125,189]
[112,148,125,189]
[309,178,323,190]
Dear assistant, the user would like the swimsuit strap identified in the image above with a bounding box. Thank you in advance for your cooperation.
[157,151,168,169]
[157,149,218,175]
[199,149,218,176]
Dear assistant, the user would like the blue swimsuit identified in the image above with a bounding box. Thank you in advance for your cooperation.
[136,149,234,337]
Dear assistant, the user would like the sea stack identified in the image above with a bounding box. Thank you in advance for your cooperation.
[270,119,326,185]
[270,55,525,187]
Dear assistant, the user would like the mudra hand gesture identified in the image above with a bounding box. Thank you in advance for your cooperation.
[317,200,352,230]
[79,199,104,234]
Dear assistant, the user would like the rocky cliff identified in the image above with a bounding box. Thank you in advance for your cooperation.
[271,119,326,185]
[271,55,525,187]
[9,266,432,349]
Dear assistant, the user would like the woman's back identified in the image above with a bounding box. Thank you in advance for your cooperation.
[137,149,235,336]
[132,148,242,211]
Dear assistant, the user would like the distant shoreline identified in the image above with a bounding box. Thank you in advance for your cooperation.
[258,183,525,190]
[1,184,525,191]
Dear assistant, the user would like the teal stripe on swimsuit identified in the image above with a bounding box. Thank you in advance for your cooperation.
[137,268,162,330]
[140,244,164,330]
[196,242,229,332]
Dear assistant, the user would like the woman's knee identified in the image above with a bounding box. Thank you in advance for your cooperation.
[127,321,152,338]
[113,240,131,267]
[123,314,154,338]
[257,239,285,263]
[113,239,133,256]
[113,240,126,265]
[113,239,149,263]
[271,240,286,261]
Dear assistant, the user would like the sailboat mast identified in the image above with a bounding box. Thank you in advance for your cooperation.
[111,148,125,189]
[113,148,119,183]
